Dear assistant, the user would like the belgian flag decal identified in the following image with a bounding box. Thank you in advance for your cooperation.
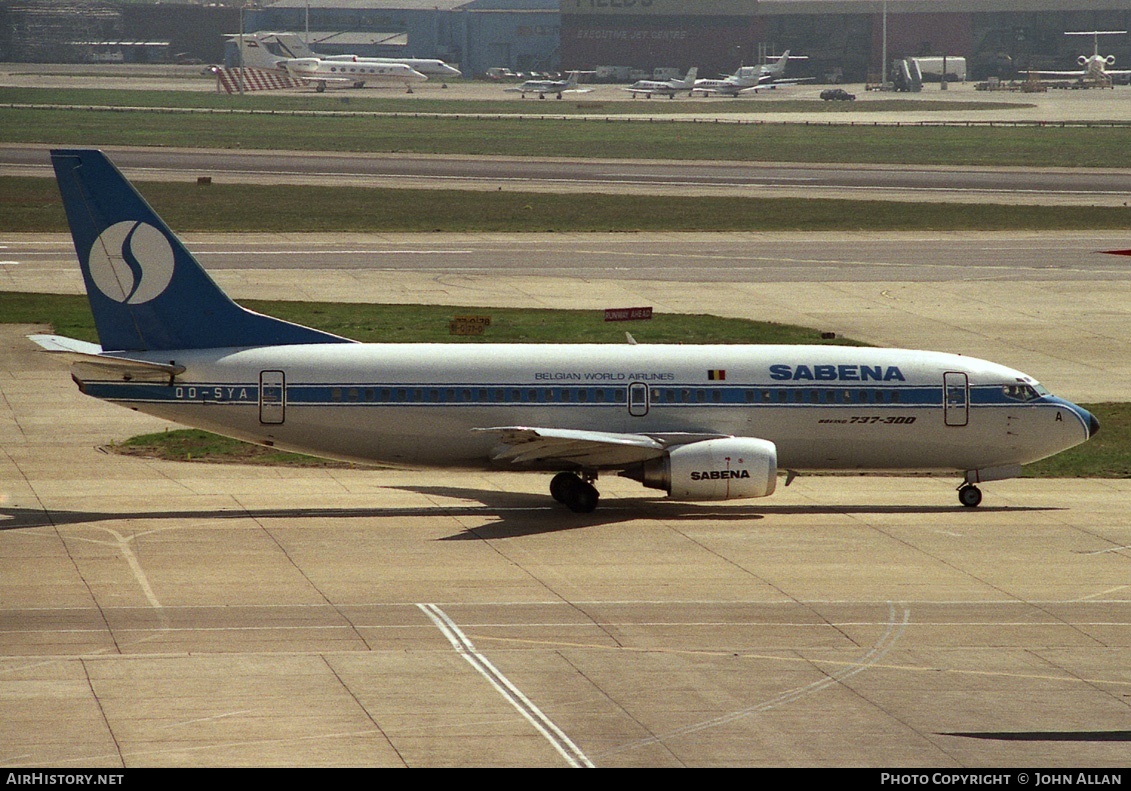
[707,369,727,381]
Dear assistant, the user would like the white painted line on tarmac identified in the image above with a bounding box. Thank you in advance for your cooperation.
[600,601,911,758]
[195,250,475,256]
[417,602,595,768]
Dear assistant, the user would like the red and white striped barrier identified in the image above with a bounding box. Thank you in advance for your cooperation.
[212,67,306,94]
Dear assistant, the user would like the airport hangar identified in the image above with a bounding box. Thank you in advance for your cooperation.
[5,0,1131,81]
[248,0,1131,82]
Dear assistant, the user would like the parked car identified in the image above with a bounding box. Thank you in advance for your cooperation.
[820,88,856,101]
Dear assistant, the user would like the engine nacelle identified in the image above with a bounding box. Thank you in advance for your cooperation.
[1079,55,1089,66]
[1106,55,1117,66]
[622,437,777,501]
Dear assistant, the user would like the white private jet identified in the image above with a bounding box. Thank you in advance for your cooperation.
[692,51,811,97]
[322,55,461,84]
[35,149,1098,513]
[506,71,593,99]
[282,57,428,93]
[622,68,698,99]
[1030,30,1131,84]
[232,31,461,84]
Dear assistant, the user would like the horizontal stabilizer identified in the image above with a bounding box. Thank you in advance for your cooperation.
[29,334,185,382]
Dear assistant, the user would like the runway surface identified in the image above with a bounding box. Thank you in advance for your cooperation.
[4,143,1131,205]
[4,230,1131,402]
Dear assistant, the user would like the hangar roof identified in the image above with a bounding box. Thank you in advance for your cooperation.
[760,0,1126,14]
[266,0,1128,12]
[267,0,473,8]
[266,0,556,10]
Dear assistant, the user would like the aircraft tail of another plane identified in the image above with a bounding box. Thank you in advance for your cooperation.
[765,51,790,78]
[50,149,353,352]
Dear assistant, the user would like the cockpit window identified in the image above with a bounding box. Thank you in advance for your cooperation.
[1003,384,1041,402]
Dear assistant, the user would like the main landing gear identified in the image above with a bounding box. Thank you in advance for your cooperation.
[550,472,599,513]
[958,484,983,508]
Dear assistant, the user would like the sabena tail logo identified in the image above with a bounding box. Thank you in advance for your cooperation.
[88,221,175,305]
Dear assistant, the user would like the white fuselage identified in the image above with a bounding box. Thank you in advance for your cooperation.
[322,55,461,78]
[624,69,696,98]
[78,343,1093,474]
[625,80,686,98]
[692,77,757,96]
[283,58,428,87]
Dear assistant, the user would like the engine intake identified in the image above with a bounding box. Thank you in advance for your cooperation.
[622,437,778,501]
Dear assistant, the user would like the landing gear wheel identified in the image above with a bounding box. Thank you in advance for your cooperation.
[550,472,575,503]
[564,480,599,513]
[549,473,599,513]
[958,485,983,508]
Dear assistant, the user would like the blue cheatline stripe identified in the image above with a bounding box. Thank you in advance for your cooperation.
[81,380,1057,411]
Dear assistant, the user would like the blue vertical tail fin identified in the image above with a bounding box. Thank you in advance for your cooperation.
[51,148,353,352]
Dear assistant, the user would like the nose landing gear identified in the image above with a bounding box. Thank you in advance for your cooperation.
[958,484,983,508]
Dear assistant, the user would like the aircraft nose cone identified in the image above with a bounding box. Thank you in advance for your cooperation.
[1087,410,1101,438]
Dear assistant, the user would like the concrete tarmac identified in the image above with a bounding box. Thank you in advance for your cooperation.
[1,322,1129,767]
[2,235,1130,766]
[5,62,1131,125]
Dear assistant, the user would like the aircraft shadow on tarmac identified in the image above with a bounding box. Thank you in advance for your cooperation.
[944,730,1131,742]
[397,485,1057,540]
[0,488,1057,540]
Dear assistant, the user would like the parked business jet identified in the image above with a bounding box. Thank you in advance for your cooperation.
[622,68,698,99]
[35,149,1097,513]
[506,71,593,99]
[693,51,811,96]
[322,55,461,84]
[232,31,461,85]
[282,57,428,92]
[1031,30,1131,84]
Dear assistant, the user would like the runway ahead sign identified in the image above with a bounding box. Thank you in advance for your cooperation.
[449,315,491,335]
[604,306,653,322]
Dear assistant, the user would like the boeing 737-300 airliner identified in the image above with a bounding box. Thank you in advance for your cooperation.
[33,150,1098,513]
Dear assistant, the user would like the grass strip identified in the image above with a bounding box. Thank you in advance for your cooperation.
[5,177,1131,234]
[1,291,856,347]
[0,86,1028,115]
[1022,403,1131,478]
[4,103,1131,167]
[113,428,350,468]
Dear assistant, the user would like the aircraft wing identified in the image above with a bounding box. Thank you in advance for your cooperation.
[28,334,185,382]
[1030,69,1086,77]
[740,79,811,94]
[474,426,728,469]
